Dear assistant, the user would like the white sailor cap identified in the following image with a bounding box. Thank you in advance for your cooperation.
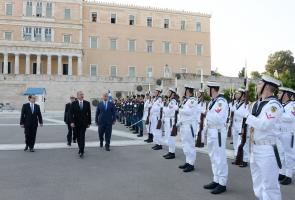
[198,89,204,93]
[168,87,176,93]
[184,84,195,90]
[279,87,295,94]
[238,88,246,93]
[155,88,162,93]
[207,82,221,88]
[261,75,281,87]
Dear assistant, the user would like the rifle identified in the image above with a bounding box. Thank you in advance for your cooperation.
[171,110,179,136]
[156,107,163,129]
[227,111,234,138]
[195,113,206,147]
[145,107,151,125]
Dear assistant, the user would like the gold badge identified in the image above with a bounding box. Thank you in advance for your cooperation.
[271,106,277,113]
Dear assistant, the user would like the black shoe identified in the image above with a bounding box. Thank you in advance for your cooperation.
[24,145,28,151]
[73,140,76,143]
[163,153,170,158]
[146,138,153,143]
[67,142,71,146]
[239,162,248,168]
[137,134,143,137]
[100,142,103,148]
[183,164,195,172]
[165,153,175,159]
[29,149,35,152]
[204,182,219,190]
[179,163,189,169]
[280,177,292,185]
[231,161,237,165]
[79,152,84,158]
[211,185,226,194]
[278,174,286,181]
[152,145,162,150]
[105,146,110,151]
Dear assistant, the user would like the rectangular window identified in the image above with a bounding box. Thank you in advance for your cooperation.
[6,3,13,16]
[91,12,97,22]
[128,40,136,52]
[26,1,32,17]
[164,65,172,78]
[64,8,71,19]
[34,27,42,41]
[146,40,153,53]
[164,19,169,29]
[128,67,136,78]
[196,22,202,32]
[23,27,32,40]
[45,28,51,42]
[129,15,135,25]
[196,44,204,56]
[110,65,117,77]
[46,2,52,18]
[63,64,68,75]
[63,34,71,43]
[4,32,12,40]
[180,66,187,73]
[147,17,152,27]
[110,39,117,50]
[90,36,98,48]
[90,64,97,76]
[163,41,171,54]
[111,13,116,24]
[147,66,153,78]
[181,20,186,30]
[180,43,187,55]
[36,2,42,17]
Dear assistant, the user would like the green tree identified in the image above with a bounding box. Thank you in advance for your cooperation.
[238,67,245,78]
[250,71,262,79]
[248,82,257,102]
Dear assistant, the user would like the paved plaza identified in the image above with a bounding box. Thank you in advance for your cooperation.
[0,112,294,200]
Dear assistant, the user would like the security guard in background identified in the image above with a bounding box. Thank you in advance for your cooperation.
[203,82,229,194]
[277,87,295,185]
[178,85,198,172]
[246,75,283,200]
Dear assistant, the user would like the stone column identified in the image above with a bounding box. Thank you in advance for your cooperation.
[3,53,8,74]
[58,55,62,75]
[36,54,41,75]
[25,54,30,74]
[47,55,52,75]
[68,55,72,76]
[78,56,82,76]
[14,53,19,75]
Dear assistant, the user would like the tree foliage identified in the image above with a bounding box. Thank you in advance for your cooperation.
[238,67,245,78]
[250,71,262,79]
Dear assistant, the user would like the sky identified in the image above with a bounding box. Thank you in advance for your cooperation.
[98,0,295,77]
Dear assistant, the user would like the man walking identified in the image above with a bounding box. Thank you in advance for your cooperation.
[20,94,43,152]
[64,96,77,146]
[95,93,116,151]
[70,91,91,158]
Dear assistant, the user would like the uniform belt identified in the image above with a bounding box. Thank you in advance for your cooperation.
[279,127,290,133]
[253,139,276,146]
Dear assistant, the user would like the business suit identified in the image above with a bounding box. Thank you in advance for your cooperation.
[20,103,43,150]
[69,100,91,154]
[64,102,77,145]
[95,101,116,149]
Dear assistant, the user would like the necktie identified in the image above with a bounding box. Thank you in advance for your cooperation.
[31,104,34,113]
[79,101,83,111]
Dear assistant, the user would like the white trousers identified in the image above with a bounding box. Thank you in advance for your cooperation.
[164,118,176,153]
[250,145,281,200]
[232,122,241,156]
[207,128,228,186]
[180,124,196,165]
[151,115,162,145]
[278,133,295,178]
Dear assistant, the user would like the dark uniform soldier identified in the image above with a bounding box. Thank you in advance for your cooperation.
[64,96,77,146]
[136,95,145,137]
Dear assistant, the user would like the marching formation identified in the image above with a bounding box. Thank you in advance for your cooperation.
[113,75,295,199]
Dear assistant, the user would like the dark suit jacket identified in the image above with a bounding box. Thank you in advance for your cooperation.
[95,101,116,126]
[64,102,71,124]
[20,103,43,128]
[69,100,91,128]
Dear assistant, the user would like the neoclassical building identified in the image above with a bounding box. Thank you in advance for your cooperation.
[0,0,211,78]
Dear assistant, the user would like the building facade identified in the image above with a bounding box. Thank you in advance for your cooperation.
[0,0,211,78]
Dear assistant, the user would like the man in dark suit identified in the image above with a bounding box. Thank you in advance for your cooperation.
[95,93,116,151]
[20,94,43,152]
[69,91,91,158]
[64,96,77,146]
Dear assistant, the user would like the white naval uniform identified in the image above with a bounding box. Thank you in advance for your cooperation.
[229,101,239,156]
[205,95,229,186]
[246,96,283,200]
[178,97,198,165]
[150,96,163,145]
[233,101,250,162]
[163,98,178,153]
[277,101,295,179]
[143,99,153,133]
